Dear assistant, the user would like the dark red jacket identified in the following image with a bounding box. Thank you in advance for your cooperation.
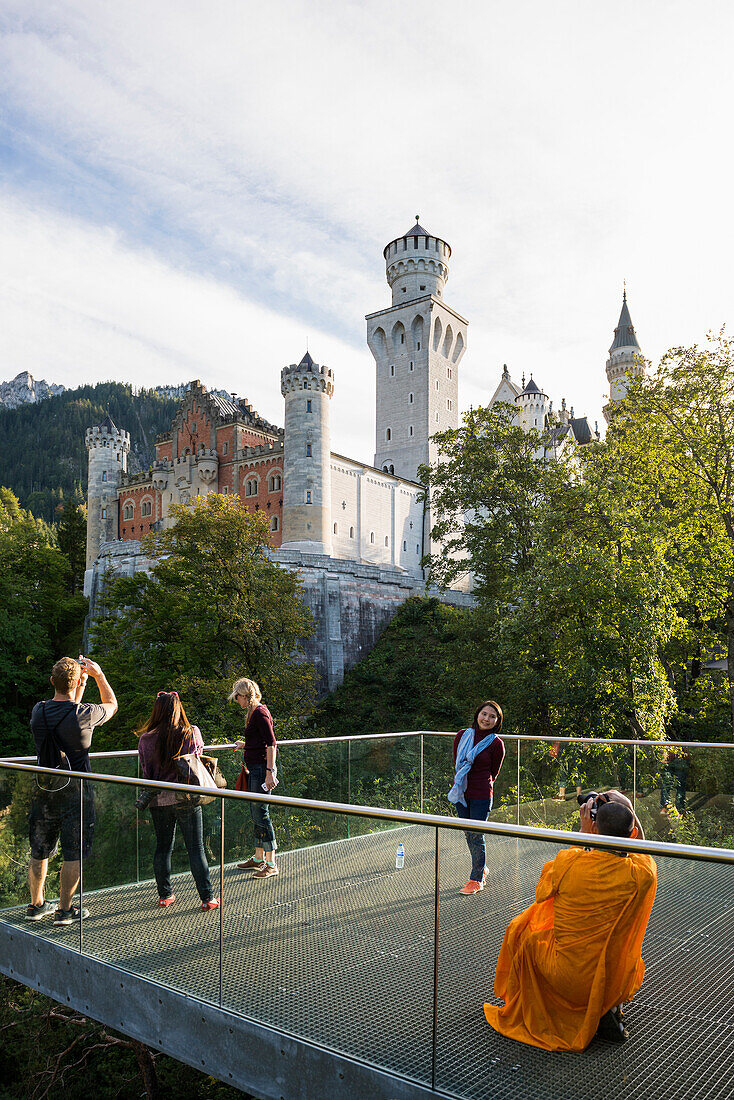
[453,728,505,801]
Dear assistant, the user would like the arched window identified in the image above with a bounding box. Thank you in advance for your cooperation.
[384,536,389,547]
[386,427,391,441]
[245,478,258,496]
[270,515,279,532]
[123,503,133,520]
[141,500,152,517]
[333,522,338,535]
[408,393,414,404]
[370,531,375,544]
[305,491,312,504]
[403,540,407,551]
[349,527,354,538]
[306,444,312,457]
[101,471,107,482]
[268,473,282,492]
[389,465,394,474]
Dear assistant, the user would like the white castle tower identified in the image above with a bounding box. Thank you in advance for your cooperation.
[84,414,130,574]
[604,291,644,423]
[280,351,335,555]
[515,375,549,434]
[366,218,468,483]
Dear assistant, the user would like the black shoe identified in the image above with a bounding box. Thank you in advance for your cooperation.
[597,1007,628,1043]
[53,905,90,926]
[25,901,54,922]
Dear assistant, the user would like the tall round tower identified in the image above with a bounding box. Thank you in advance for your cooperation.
[515,376,549,434]
[85,414,130,572]
[280,352,335,555]
[384,217,452,305]
[604,291,644,423]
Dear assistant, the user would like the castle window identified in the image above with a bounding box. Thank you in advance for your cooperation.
[270,515,279,532]
[333,523,338,535]
[389,465,394,474]
[268,474,282,492]
[306,444,312,457]
[420,285,425,291]
[383,465,389,473]
[384,536,389,546]
[370,531,375,544]
[402,288,406,293]
[447,399,452,411]
[400,334,405,344]
[447,368,452,379]
[403,540,407,551]
[102,471,107,482]
[192,422,197,433]
[307,400,312,412]
[222,442,228,456]
[416,543,420,553]
[306,491,312,504]
[413,237,418,249]
[199,444,205,455]
[101,508,107,519]
[386,427,391,441]
[349,526,354,538]
[245,478,258,496]
[436,381,439,390]
[123,504,133,520]
[409,426,414,437]
[409,361,413,371]
[408,393,414,404]
[435,413,439,422]
[223,486,229,495]
[390,365,395,377]
[417,342,421,350]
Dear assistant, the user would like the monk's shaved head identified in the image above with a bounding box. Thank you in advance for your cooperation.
[596,800,635,838]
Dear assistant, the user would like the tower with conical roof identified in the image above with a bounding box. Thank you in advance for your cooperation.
[604,291,644,422]
[84,414,130,575]
[280,351,335,555]
[515,375,549,436]
[366,217,467,483]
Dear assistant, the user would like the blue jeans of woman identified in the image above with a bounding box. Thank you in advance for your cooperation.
[149,803,214,902]
[248,765,277,852]
[456,797,492,882]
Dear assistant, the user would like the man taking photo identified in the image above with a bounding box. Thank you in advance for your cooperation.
[27,655,117,926]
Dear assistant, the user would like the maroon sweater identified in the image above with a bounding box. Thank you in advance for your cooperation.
[242,704,276,768]
[452,728,506,802]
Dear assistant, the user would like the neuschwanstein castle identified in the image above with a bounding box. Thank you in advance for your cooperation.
[83,220,643,688]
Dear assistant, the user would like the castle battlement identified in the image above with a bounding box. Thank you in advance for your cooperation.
[281,357,334,397]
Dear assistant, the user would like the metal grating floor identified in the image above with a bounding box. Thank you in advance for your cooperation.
[4,827,734,1100]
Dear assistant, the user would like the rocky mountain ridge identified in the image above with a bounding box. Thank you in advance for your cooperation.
[0,371,65,408]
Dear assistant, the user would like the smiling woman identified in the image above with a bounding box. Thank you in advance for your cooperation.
[448,700,506,895]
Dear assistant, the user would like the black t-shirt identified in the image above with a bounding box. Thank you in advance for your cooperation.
[30,700,110,773]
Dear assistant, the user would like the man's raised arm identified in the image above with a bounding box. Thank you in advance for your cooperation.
[78,658,117,721]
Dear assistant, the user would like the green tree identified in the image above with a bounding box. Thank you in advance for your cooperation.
[0,489,87,754]
[56,487,88,593]
[91,494,316,747]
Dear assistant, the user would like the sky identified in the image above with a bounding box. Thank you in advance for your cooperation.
[1,1,733,462]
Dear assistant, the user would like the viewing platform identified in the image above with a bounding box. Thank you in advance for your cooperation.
[2,733,734,1099]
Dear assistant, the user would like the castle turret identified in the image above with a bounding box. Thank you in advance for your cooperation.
[515,375,549,434]
[84,414,130,585]
[604,291,644,422]
[366,217,467,483]
[280,352,334,555]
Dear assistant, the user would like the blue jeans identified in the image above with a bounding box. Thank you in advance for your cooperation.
[149,804,214,902]
[248,765,277,852]
[456,797,492,882]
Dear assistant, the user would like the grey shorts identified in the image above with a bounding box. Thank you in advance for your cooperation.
[28,785,96,862]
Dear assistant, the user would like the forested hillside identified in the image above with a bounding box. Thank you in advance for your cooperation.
[0,383,180,522]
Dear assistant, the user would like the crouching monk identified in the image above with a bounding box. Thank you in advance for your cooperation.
[484,792,656,1051]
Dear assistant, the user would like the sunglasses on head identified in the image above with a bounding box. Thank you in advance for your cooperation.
[156,690,179,700]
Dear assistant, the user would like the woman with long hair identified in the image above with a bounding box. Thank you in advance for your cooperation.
[448,700,505,896]
[230,678,279,878]
[137,691,219,910]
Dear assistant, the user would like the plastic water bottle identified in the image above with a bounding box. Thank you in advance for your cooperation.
[395,843,405,870]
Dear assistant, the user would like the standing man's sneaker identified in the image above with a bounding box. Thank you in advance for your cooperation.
[54,905,90,926]
[25,901,54,922]
[237,857,265,871]
[252,863,278,879]
[459,880,483,895]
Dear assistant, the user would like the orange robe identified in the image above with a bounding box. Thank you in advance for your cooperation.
[484,847,657,1051]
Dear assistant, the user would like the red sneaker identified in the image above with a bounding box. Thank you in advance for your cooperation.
[201,898,220,911]
[157,895,176,908]
[459,880,483,895]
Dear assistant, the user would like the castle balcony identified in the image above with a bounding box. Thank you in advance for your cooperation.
[2,732,734,1100]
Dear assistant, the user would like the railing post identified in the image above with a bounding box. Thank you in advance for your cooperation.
[517,738,521,826]
[79,777,84,956]
[431,825,439,1091]
[633,744,637,815]
[135,757,140,884]
[219,795,224,1008]
[420,734,424,815]
[347,742,351,839]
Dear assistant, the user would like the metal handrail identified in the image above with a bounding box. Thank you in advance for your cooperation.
[2,757,734,866]
[4,729,732,765]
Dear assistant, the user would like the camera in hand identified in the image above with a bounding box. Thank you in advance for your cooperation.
[577,791,605,821]
[135,787,157,811]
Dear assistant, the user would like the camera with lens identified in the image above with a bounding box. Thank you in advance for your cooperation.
[577,791,606,820]
[135,787,157,811]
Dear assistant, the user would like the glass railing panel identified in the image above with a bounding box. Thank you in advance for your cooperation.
[221,801,436,1087]
[634,743,734,846]
[74,775,223,1000]
[346,734,422,812]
